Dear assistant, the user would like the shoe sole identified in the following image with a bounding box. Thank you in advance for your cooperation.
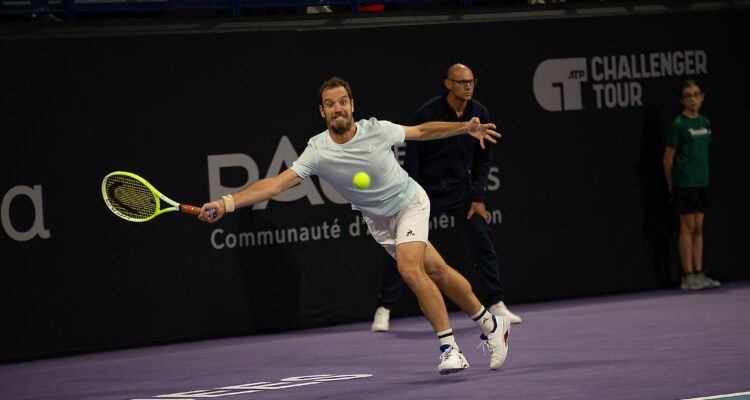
[439,367,467,375]
[371,321,389,332]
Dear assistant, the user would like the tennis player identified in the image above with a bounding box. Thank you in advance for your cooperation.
[198,76,510,375]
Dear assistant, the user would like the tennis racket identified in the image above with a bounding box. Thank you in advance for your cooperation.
[101,171,214,222]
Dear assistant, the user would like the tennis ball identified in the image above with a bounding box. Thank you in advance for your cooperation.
[353,171,371,189]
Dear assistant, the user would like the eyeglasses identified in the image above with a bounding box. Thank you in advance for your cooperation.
[682,91,702,99]
[449,78,478,87]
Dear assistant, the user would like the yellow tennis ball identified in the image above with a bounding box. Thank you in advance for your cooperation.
[353,171,371,189]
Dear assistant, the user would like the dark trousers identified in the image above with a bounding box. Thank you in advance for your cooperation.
[375,197,505,308]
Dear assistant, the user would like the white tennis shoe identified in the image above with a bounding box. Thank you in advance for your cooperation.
[371,307,390,332]
[478,315,510,370]
[438,345,470,375]
[489,301,523,324]
[695,271,721,288]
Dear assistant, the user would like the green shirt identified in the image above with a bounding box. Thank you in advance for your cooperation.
[666,113,712,188]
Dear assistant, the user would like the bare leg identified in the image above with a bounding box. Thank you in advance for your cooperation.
[422,242,483,316]
[678,213,696,274]
[423,241,510,370]
[692,212,705,273]
[395,241,451,332]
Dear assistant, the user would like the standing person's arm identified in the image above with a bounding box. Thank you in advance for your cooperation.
[467,150,492,220]
[664,119,682,193]
[467,108,493,221]
[198,168,302,222]
[470,142,492,203]
[663,146,676,192]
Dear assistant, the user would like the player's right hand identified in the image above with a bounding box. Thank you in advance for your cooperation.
[199,202,223,223]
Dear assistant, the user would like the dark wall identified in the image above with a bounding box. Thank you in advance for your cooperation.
[2,8,749,361]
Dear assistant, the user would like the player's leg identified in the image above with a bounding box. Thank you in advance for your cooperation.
[383,185,449,333]
[395,241,469,374]
[422,241,481,314]
[364,186,468,374]
[423,242,510,370]
[362,215,441,324]
[395,241,450,332]
[371,255,404,332]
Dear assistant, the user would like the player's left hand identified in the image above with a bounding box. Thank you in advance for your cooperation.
[467,117,501,149]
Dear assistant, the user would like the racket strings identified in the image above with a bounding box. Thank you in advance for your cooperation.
[104,175,157,220]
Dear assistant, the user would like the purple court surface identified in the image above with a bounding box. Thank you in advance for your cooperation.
[2,282,749,400]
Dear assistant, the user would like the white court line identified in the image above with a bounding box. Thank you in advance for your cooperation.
[682,392,750,400]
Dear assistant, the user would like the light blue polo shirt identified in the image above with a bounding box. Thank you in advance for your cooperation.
[291,117,417,217]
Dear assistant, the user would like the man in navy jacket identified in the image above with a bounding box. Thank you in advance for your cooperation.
[371,63,522,332]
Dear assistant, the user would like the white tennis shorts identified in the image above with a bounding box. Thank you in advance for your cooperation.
[362,184,430,259]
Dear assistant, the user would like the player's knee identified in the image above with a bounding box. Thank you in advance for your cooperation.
[398,266,425,287]
[424,261,449,283]
[396,258,424,283]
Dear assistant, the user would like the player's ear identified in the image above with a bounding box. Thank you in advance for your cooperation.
[444,79,451,91]
[319,105,325,118]
[351,99,355,113]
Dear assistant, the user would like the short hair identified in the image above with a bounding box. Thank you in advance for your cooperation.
[679,79,701,98]
[318,76,353,106]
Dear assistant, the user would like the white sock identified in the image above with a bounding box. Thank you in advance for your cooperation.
[471,307,497,336]
[437,329,458,352]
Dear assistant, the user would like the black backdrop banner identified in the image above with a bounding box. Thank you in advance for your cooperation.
[2,8,749,361]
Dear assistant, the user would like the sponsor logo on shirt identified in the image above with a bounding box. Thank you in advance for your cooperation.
[689,128,710,137]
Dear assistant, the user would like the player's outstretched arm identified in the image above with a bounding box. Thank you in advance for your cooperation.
[403,117,500,149]
[198,168,302,223]
[465,117,501,149]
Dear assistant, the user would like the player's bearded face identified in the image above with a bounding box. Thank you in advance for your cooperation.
[327,108,353,135]
[321,87,354,135]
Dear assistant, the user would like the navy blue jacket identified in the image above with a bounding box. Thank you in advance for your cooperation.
[404,92,493,211]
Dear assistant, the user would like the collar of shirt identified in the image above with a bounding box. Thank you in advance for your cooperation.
[441,91,475,122]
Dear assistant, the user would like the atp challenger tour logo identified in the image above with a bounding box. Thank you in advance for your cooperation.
[533,49,708,111]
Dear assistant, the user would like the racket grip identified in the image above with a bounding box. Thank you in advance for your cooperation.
[179,205,216,218]
[179,205,202,215]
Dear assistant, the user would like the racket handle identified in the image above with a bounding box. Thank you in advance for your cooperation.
[180,205,216,218]
[179,204,202,215]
